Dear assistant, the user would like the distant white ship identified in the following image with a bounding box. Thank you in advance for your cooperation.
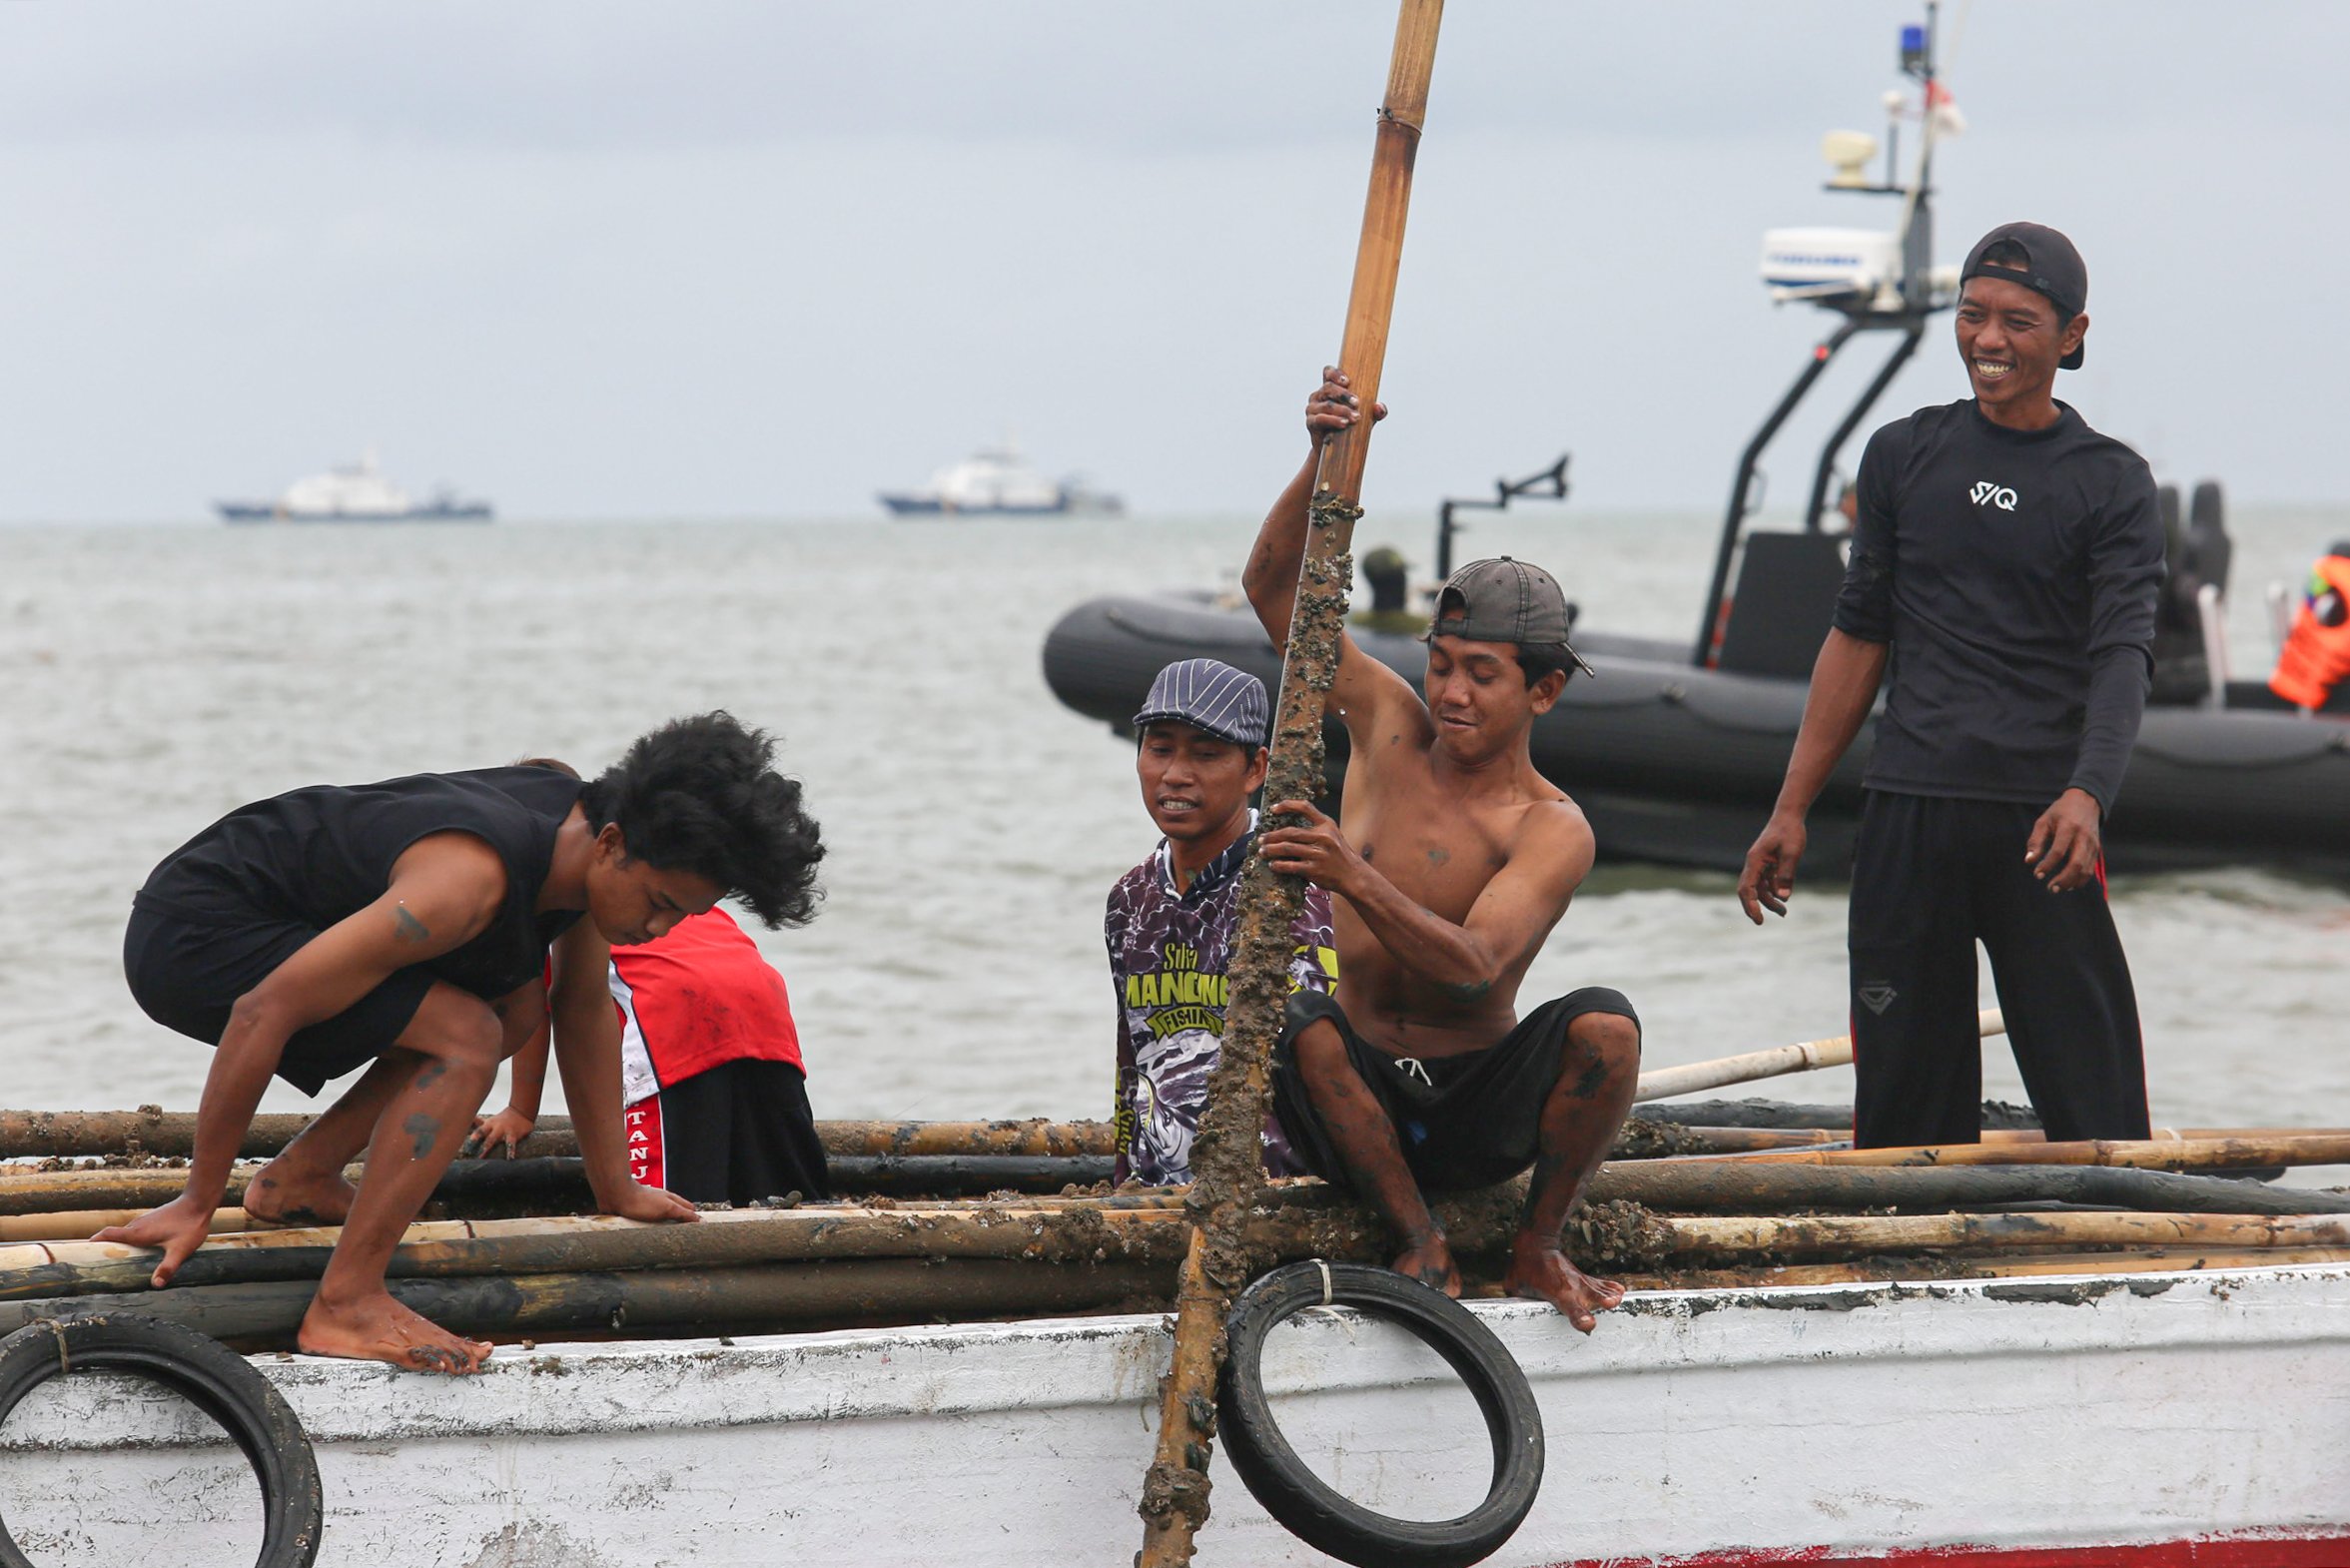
[878,443,1122,517]
[216,451,492,522]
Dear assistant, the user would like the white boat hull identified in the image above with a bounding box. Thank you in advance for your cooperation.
[6,1265,2348,1566]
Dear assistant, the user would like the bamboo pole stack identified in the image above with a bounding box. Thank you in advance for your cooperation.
[4,1182,2348,1349]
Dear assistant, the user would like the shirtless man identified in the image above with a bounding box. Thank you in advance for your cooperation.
[1245,371,1642,1333]
[101,712,824,1373]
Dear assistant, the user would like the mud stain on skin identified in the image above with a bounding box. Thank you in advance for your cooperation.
[402,1113,440,1160]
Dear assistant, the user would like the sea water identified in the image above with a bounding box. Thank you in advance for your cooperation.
[4,509,2345,1134]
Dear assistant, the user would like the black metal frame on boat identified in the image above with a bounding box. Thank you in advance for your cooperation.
[1698,3,1946,668]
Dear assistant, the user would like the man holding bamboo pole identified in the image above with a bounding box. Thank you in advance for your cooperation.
[1241,374,1642,1332]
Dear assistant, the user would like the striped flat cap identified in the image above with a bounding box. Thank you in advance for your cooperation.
[1132,658,1269,748]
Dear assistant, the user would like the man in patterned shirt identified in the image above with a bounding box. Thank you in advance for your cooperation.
[1105,659,1337,1186]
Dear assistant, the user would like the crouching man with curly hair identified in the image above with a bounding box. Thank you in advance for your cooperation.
[102,711,825,1374]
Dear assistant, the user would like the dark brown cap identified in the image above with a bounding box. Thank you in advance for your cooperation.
[1427,556,1592,676]
[1960,222,2089,370]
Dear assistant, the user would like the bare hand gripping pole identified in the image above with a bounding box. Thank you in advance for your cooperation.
[1136,4,1443,1562]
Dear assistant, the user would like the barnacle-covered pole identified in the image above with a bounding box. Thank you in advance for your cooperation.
[1136,4,1443,1562]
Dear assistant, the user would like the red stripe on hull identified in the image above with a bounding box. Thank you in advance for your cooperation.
[1546,1532,2350,1567]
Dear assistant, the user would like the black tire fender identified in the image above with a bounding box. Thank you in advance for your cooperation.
[1216,1260,1545,1568]
[0,1312,324,1568]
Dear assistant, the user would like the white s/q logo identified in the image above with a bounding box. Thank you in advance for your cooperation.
[1969,481,2018,510]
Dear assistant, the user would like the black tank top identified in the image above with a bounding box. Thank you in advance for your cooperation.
[134,766,589,1003]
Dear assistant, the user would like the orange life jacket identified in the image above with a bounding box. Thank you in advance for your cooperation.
[2269,552,2350,708]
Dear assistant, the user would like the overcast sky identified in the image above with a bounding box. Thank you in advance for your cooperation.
[2,3,2342,521]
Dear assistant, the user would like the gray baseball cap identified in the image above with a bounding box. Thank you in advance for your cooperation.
[1428,556,1593,676]
[1132,658,1269,748]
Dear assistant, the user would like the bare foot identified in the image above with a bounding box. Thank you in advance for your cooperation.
[244,1159,359,1228]
[1503,1238,1625,1334]
[1393,1232,1463,1297]
[298,1287,491,1375]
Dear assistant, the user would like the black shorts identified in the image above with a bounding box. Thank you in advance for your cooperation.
[1270,987,1639,1193]
[123,901,435,1097]
[643,1060,831,1204]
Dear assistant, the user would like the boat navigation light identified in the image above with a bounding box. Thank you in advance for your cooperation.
[1900,23,1928,75]
[1821,130,1879,190]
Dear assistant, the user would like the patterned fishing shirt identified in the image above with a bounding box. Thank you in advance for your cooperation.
[1104,814,1338,1186]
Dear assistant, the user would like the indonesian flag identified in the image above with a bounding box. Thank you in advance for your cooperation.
[1927,81,1967,139]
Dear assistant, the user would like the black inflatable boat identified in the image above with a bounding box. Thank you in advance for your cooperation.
[1041,578,2350,879]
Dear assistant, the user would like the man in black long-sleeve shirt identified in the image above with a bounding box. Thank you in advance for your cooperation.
[1737,222,2164,1148]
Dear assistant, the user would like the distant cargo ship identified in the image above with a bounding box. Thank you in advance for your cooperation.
[878,444,1121,517]
[217,451,492,522]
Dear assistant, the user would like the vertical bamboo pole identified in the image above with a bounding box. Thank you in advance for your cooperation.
[1135,6,1442,1563]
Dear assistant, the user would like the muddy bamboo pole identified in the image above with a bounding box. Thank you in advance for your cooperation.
[1139,10,1443,1562]
[0,1158,600,1218]
[12,1196,2347,1310]
[0,1258,1176,1346]
[0,1208,253,1243]
[16,1161,2349,1299]
[1680,1134,2350,1172]
[1585,1159,2350,1215]
[1658,1211,2350,1256]
[11,1143,2345,1240]
[32,1240,2348,1350]
[1633,1011,2004,1104]
[0,1111,1127,1163]
[1634,1100,2042,1132]
[0,1191,1196,1242]
[1510,1245,2350,1294]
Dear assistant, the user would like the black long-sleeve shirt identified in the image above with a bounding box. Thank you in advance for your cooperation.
[1833,398,2164,812]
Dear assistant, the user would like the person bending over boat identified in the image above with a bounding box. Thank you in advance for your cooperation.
[1737,222,2164,1149]
[1240,370,1642,1334]
[101,712,824,1374]
[1105,658,1338,1187]
[472,900,830,1205]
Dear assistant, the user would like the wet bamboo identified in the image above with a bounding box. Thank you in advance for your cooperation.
[0,1258,1175,1346]
[1974,1128,2343,1145]
[1910,1245,2350,1278]
[1680,1134,2350,1172]
[0,1190,1190,1244]
[1140,10,1442,1562]
[1522,1246,2350,1292]
[1633,1011,2003,1104]
[0,1158,594,1217]
[1615,1124,1846,1155]
[0,1206,1182,1299]
[1586,1159,2350,1215]
[0,1150,1135,1219]
[18,1157,2350,1301]
[1634,1100,2040,1132]
[12,1191,2350,1310]
[0,1111,1126,1163]
[0,1207,253,1243]
[1660,1211,2350,1256]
